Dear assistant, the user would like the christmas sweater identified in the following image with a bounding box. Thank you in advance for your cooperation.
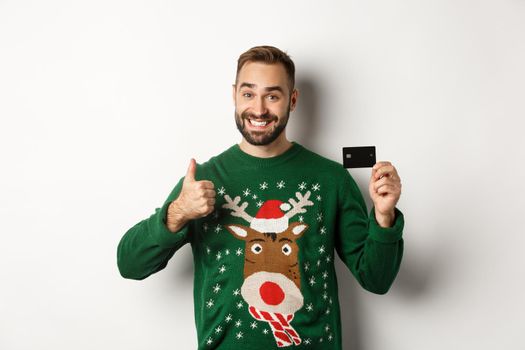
[117,141,404,349]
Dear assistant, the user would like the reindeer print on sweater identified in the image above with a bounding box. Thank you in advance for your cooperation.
[223,192,313,347]
[197,176,339,349]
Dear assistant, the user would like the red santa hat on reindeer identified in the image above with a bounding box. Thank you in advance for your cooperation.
[250,200,291,234]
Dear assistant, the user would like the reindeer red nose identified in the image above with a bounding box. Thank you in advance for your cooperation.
[259,281,285,305]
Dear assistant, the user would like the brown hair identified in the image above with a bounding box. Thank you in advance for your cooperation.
[236,45,296,93]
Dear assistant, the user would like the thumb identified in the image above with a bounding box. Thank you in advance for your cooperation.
[184,158,197,183]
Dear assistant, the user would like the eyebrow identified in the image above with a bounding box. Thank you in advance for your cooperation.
[278,237,292,243]
[239,82,284,93]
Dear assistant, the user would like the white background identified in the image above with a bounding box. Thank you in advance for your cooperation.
[1,0,524,349]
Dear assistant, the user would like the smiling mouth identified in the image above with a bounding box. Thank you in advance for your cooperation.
[244,116,276,128]
[249,119,270,127]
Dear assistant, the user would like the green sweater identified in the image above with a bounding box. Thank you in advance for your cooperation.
[117,142,404,349]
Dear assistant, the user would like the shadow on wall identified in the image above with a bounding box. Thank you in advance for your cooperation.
[294,75,438,350]
[292,75,322,150]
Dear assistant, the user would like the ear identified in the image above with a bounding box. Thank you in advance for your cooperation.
[288,221,308,239]
[290,88,299,112]
[225,224,251,240]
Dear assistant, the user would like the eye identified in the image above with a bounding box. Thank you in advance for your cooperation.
[282,244,292,256]
[243,92,253,98]
[267,95,279,101]
[251,243,263,254]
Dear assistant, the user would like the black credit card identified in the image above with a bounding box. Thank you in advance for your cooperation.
[343,146,376,168]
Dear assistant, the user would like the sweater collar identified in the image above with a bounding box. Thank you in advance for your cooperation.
[228,141,303,169]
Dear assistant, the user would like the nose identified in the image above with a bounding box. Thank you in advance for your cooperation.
[252,97,267,117]
[259,281,285,305]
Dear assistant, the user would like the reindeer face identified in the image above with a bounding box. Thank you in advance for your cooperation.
[225,222,308,314]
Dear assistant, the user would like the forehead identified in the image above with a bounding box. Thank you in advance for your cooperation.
[237,62,289,91]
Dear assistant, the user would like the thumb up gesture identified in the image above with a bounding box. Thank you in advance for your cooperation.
[166,159,216,232]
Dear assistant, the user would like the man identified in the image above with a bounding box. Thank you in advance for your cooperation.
[117,45,404,349]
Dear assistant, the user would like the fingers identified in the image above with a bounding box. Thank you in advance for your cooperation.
[372,161,391,170]
[372,174,399,190]
[372,162,398,180]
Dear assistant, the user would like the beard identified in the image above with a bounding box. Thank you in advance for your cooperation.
[234,105,290,146]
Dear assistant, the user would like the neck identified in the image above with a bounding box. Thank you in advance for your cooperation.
[239,134,293,158]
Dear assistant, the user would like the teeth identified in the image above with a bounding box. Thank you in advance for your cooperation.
[250,119,268,126]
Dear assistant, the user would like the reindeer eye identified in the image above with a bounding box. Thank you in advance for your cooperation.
[282,244,292,256]
[251,243,263,254]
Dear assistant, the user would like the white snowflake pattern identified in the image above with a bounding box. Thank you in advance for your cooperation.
[206,247,211,254]
[320,226,327,235]
[225,314,233,322]
[233,288,240,296]
[318,245,326,254]
[203,223,209,232]
[250,321,258,329]
[236,301,243,309]
[213,211,219,220]
[298,182,307,190]
[235,319,242,328]
[328,334,333,341]
[243,188,251,197]
[322,271,328,279]
[218,265,226,274]
[316,195,322,201]
[325,324,331,332]
[326,255,332,263]
[323,291,328,300]
[214,224,221,233]
[317,259,321,267]
[256,200,264,207]
[319,337,324,343]
[262,328,269,335]
[317,212,323,222]
[252,194,258,200]
[304,338,312,345]
[206,299,214,308]
[309,276,316,286]
[259,182,268,190]
[206,337,213,345]
[276,180,285,189]
[312,183,321,191]
[213,283,221,293]
[299,215,304,222]
[225,249,230,255]
[325,308,331,315]
[215,325,223,334]
[235,248,243,256]
[236,331,244,339]
[306,303,314,312]
[218,186,226,195]
[324,282,328,290]
[303,262,310,272]
[216,251,222,260]
[329,297,333,305]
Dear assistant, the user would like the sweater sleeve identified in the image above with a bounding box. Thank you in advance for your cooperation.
[334,169,404,294]
[117,177,191,280]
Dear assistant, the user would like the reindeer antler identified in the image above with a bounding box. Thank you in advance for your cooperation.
[222,195,254,223]
[285,191,314,219]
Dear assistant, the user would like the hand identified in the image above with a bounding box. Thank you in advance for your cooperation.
[166,159,216,232]
[369,161,402,227]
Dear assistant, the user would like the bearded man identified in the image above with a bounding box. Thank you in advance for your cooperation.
[117,45,404,350]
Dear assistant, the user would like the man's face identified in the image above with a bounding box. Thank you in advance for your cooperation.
[233,62,298,146]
